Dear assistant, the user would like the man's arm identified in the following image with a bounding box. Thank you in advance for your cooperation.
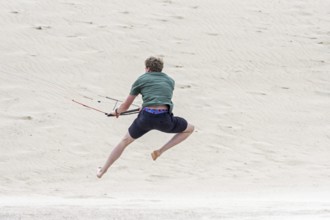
[111,94,137,117]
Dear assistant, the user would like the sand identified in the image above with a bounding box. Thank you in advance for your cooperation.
[1,0,330,219]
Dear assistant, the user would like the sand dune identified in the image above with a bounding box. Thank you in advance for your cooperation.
[1,0,330,219]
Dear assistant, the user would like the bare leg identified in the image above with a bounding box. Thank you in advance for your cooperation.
[97,132,135,178]
[151,123,194,160]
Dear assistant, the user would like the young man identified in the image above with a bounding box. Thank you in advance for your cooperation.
[97,56,194,178]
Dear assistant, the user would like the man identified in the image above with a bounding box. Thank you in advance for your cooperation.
[97,56,194,178]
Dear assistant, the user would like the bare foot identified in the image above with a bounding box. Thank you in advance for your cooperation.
[151,150,161,161]
[96,167,105,178]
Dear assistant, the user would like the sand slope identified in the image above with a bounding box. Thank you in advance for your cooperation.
[1,0,330,219]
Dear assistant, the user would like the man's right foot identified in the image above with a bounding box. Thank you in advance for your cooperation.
[151,150,161,161]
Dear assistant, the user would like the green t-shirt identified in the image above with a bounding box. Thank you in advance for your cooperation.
[130,72,175,112]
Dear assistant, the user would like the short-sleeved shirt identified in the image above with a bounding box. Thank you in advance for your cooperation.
[130,72,175,113]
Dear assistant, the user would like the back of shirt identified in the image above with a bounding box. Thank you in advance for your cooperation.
[130,72,175,112]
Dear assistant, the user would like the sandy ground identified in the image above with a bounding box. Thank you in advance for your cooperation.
[1,192,330,220]
[1,0,330,219]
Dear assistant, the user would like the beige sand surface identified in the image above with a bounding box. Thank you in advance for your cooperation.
[1,0,330,219]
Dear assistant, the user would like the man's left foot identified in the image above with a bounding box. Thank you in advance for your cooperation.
[96,167,103,178]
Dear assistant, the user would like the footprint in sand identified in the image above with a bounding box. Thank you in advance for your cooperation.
[34,26,51,30]
[179,85,191,89]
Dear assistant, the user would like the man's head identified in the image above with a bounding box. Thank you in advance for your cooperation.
[145,56,163,72]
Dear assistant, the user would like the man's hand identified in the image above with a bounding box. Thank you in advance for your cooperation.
[114,108,120,118]
[106,108,120,118]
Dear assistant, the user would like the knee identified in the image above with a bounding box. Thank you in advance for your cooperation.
[121,133,135,145]
[186,123,194,133]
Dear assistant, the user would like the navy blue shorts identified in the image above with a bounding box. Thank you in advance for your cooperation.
[128,110,188,139]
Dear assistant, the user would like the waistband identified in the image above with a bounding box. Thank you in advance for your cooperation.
[143,107,168,114]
